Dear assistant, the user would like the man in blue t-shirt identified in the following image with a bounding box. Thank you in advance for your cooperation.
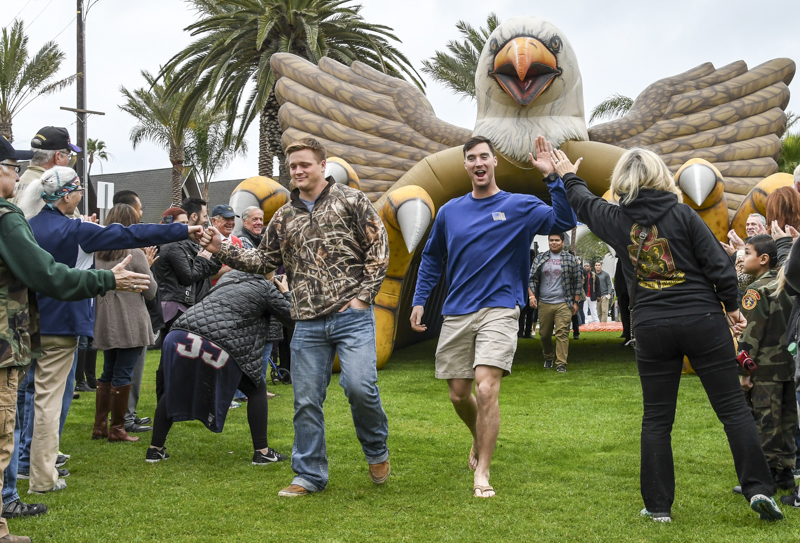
[410,136,576,498]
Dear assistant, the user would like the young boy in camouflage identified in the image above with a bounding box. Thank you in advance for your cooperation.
[738,234,797,492]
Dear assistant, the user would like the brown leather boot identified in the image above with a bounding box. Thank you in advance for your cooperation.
[92,382,111,439]
[108,384,139,442]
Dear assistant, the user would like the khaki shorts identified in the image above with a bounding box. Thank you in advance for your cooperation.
[435,306,520,380]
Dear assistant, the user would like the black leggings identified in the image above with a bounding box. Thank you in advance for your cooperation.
[634,312,775,514]
[151,374,270,450]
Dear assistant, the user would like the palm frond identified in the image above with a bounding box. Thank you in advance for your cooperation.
[588,94,633,124]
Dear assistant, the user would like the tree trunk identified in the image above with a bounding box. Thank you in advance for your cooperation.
[0,112,13,143]
[169,144,185,205]
[202,180,209,202]
[260,87,290,187]
[570,225,578,254]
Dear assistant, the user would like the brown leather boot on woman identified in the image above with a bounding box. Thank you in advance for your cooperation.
[108,385,139,442]
[92,382,112,439]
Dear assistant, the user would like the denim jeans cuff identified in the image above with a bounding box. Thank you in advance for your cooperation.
[2,494,19,506]
[292,476,323,493]
[365,449,389,465]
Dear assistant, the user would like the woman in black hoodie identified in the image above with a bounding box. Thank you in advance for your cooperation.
[536,137,783,522]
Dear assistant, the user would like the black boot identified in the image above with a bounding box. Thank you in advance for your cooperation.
[74,349,92,392]
[85,348,98,389]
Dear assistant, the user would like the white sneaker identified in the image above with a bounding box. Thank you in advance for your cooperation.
[28,478,67,494]
[640,508,671,522]
[230,401,241,409]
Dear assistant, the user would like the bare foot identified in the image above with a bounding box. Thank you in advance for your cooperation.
[468,444,478,471]
[474,485,495,498]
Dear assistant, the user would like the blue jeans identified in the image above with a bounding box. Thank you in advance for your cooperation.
[16,363,36,474]
[1,372,28,505]
[99,347,142,387]
[290,307,388,492]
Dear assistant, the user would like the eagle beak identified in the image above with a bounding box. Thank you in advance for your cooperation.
[490,37,561,106]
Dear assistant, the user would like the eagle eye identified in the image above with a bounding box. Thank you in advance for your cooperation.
[489,38,499,53]
[549,36,562,53]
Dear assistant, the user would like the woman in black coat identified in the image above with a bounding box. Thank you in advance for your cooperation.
[536,136,783,522]
[146,271,293,465]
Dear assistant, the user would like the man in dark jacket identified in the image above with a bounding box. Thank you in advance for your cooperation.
[152,198,221,400]
[594,262,613,322]
[236,206,264,249]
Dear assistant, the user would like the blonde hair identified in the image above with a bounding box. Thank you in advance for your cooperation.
[609,148,683,206]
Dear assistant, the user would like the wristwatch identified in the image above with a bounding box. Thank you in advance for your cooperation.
[544,172,559,184]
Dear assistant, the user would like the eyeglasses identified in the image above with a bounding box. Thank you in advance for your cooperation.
[0,163,21,173]
[58,150,73,159]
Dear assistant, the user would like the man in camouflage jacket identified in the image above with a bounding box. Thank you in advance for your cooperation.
[201,138,390,497]
[739,258,797,490]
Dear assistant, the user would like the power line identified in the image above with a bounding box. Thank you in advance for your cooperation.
[51,15,76,41]
[25,0,56,30]
[3,0,33,29]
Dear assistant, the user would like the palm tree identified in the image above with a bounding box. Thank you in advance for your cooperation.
[420,13,500,101]
[86,138,112,177]
[588,94,633,125]
[162,0,422,185]
[185,113,248,200]
[0,20,75,142]
[119,70,208,204]
[778,133,800,174]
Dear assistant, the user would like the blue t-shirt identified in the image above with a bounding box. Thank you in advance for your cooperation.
[413,180,576,316]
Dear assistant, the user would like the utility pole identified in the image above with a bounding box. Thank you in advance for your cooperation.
[76,0,88,214]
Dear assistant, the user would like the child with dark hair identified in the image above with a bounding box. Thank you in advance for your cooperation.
[738,234,797,493]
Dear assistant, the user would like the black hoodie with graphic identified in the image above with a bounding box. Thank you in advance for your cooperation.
[562,172,738,325]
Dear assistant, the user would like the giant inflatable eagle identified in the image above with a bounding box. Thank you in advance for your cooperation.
[230,15,795,368]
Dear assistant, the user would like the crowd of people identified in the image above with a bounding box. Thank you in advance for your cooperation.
[1,120,800,539]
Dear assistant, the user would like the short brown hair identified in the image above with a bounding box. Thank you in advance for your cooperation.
[96,203,140,261]
[285,138,326,165]
[765,186,800,231]
[463,136,495,157]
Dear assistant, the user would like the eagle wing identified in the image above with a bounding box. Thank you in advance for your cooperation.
[270,53,472,201]
[588,58,796,217]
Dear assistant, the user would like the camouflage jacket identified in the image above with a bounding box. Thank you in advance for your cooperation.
[739,268,795,382]
[0,206,41,368]
[218,179,389,321]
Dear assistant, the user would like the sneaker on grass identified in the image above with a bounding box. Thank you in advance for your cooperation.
[253,448,288,465]
[543,360,554,369]
[28,478,66,495]
[56,468,69,478]
[556,365,567,373]
[55,454,68,468]
[750,494,784,520]
[640,508,671,522]
[145,447,170,463]
[780,486,800,508]
[230,401,241,410]
[1,500,47,519]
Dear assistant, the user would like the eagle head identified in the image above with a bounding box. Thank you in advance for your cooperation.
[473,16,588,166]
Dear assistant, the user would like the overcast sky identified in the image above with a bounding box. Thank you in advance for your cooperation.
[6,0,800,184]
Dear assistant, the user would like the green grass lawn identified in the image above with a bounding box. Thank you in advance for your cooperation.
[11,332,799,542]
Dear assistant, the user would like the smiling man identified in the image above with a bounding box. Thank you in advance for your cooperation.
[410,136,576,498]
[200,137,390,497]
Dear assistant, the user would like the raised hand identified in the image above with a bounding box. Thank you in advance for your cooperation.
[549,148,583,177]
[200,226,222,254]
[529,136,555,176]
[720,241,737,256]
[727,229,745,250]
[188,225,204,242]
[111,254,151,293]
[143,246,159,267]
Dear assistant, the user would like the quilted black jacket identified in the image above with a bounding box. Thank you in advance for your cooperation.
[171,270,292,384]
[153,238,222,306]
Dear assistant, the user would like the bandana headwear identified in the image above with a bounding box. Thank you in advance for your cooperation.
[41,169,80,203]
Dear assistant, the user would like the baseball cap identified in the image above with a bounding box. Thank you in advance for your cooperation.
[211,204,238,218]
[30,127,81,153]
[0,136,34,162]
